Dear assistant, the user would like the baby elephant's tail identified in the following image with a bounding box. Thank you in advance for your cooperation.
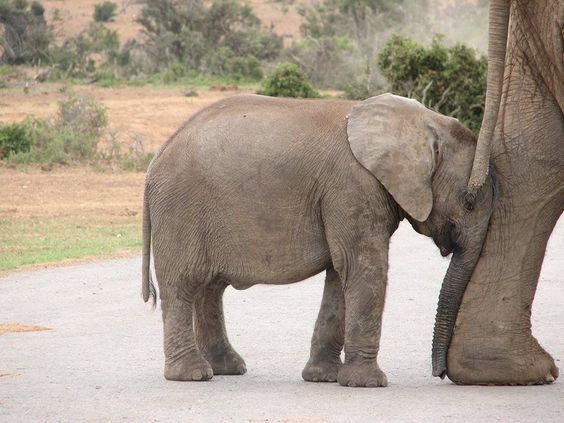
[142,186,156,309]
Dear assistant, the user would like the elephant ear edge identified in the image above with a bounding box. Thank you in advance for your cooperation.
[346,93,435,222]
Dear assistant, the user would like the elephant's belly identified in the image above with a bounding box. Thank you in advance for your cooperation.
[218,225,332,289]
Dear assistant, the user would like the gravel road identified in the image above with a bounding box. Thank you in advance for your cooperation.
[1,221,562,422]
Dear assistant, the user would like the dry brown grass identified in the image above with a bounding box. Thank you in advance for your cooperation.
[0,81,264,273]
[0,84,253,151]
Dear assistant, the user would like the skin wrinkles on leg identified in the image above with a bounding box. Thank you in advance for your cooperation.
[302,267,344,382]
[156,260,214,381]
[193,280,246,375]
[336,238,390,387]
[317,175,399,387]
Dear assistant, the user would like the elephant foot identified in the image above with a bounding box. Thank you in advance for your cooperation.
[337,361,388,387]
[164,356,214,381]
[204,349,247,375]
[447,334,559,385]
[302,358,341,382]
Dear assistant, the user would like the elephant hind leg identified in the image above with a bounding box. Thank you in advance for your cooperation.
[302,267,344,383]
[194,280,247,375]
[159,272,213,381]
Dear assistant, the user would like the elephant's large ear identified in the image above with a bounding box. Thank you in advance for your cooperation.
[347,93,441,222]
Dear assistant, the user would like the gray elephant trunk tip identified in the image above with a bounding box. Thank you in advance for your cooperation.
[432,359,447,379]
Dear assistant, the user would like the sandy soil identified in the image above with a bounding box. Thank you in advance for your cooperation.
[0,166,145,219]
[0,84,252,151]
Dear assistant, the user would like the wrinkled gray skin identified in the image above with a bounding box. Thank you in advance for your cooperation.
[444,0,563,385]
[142,93,496,387]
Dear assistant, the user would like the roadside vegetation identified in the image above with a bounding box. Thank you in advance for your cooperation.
[0,0,489,271]
[0,0,488,131]
[0,215,141,272]
[0,92,153,169]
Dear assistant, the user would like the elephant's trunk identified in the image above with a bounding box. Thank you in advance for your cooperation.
[467,0,511,194]
[432,247,481,378]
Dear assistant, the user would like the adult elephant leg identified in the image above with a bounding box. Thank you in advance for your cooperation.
[448,37,564,383]
[194,281,247,375]
[447,193,562,385]
[158,270,213,381]
[302,267,345,382]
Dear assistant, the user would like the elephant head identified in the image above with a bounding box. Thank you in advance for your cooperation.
[347,93,497,377]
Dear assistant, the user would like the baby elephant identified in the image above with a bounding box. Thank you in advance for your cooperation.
[142,93,496,387]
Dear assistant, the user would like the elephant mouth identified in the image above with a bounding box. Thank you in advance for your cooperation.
[439,245,454,257]
[434,228,456,257]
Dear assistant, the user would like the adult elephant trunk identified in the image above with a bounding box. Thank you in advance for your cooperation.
[432,244,483,378]
[467,0,510,193]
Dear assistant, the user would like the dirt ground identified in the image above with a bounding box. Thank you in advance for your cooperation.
[0,166,145,219]
[0,84,252,151]
[0,84,258,246]
[0,82,262,273]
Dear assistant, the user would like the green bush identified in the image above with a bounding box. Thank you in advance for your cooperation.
[135,0,282,76]
[0,0,53,64]
[205,48,263,81]
[49,22,120,79]
[8,119,93,165]
[57,94,108,139]
[228,55,263,81]
[290,0,427,88]
[94,1,117,22]
[6,94,108,165]
[344,77,384,100]
[258,63,319,98]
[0,122,32,158]
[121,151,155,171]
[378,34,486,133]
[2,94,154,170]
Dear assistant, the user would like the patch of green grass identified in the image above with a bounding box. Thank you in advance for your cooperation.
[0,216,141,272]
[0,65,18,78]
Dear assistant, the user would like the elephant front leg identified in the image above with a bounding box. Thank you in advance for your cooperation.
[302,267,344,382]
[194,281,247,375]
[336,244,389,388]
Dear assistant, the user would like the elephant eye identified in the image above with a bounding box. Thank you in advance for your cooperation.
[463,192,475,212]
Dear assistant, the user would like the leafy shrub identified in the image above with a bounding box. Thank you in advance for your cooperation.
[8,119,93,164]
[378,34,486,133]
[223,29,282,61]
[258,63,319,98]
[30,0,43,16]
[6,94,108,165]
[49,23,120,79]
[121,151,154,171]
[0,0,53,64]
[94,1,117,22]
[228,55,263,81]
[344,76,384,100]
[135,0,282,77]
[286,36,359,89]
[205,48,263,80]
[290,0,427,88]
[57,94,108,140]
[2,94,153,170]
[0,122,32,158]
